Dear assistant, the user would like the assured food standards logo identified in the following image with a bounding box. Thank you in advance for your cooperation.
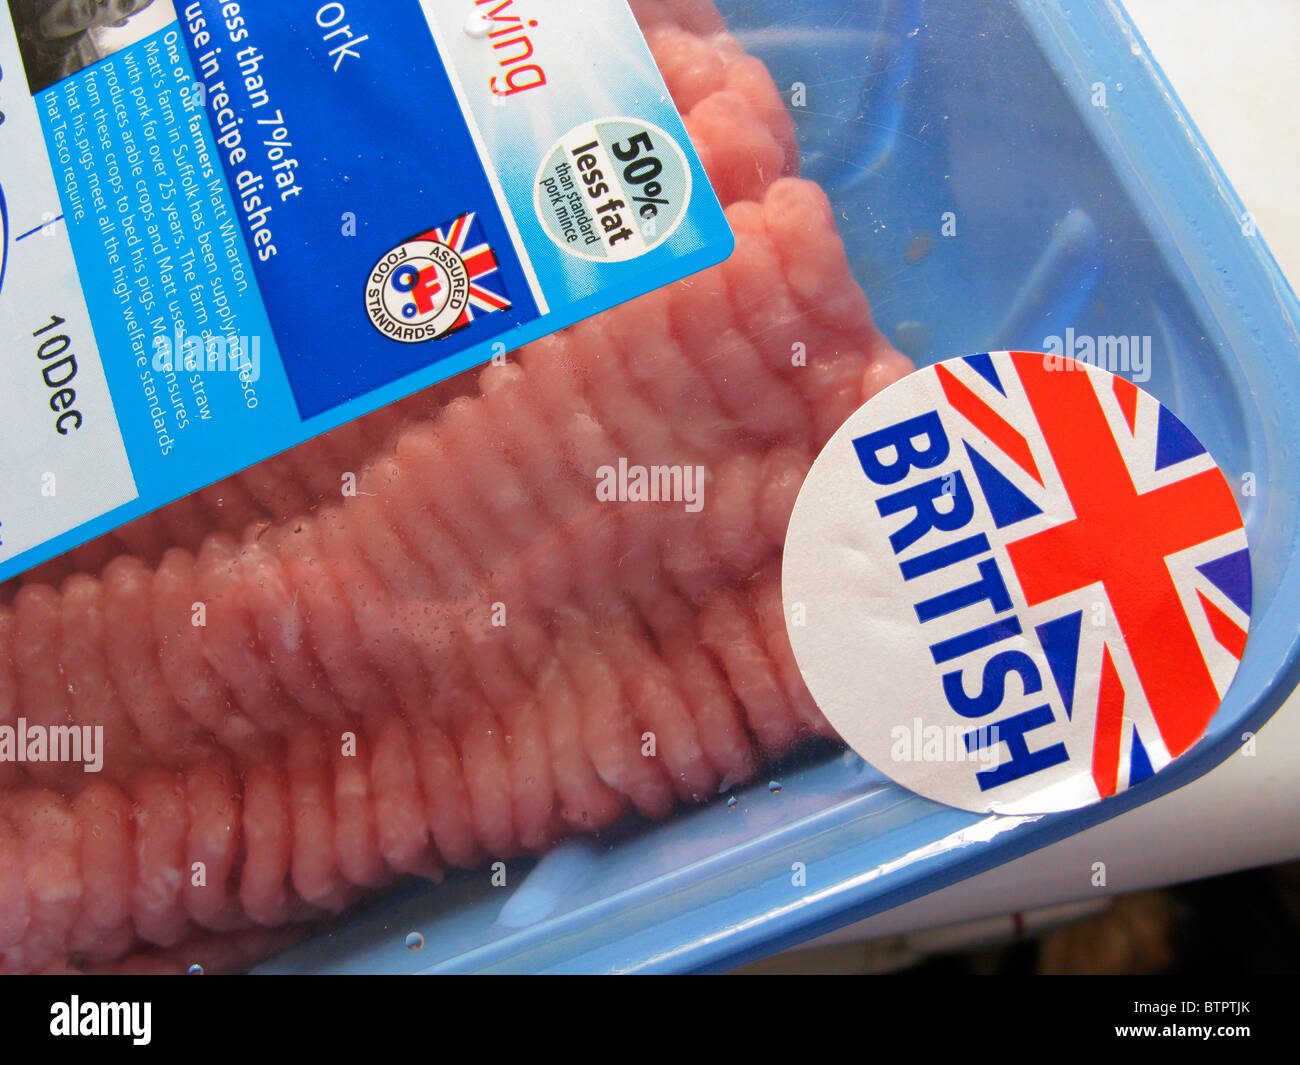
[783,351,1252,815]
[365,212,511,343]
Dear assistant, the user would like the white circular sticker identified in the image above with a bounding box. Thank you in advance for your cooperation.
[534,117,691,262]
[782,351,1252,814]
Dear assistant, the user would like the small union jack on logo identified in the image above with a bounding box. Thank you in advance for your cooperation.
[365,212,511,344]
[783,350,1251,815]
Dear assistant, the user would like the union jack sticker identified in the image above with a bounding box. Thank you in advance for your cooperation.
[783,351,1251,815]
[365,212,511,344]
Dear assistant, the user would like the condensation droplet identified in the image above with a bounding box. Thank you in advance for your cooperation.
[406,932,424,951]
[464,12,493,38]
[187,963,204,975]
[726,796,738,809]
[893,319,931,359]
[768,780,783,794]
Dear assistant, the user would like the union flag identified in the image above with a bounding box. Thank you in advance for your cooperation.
[414,211,511,334]
[934,351,1250,800]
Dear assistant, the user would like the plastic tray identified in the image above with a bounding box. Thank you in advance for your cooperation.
[257,0,1300,973]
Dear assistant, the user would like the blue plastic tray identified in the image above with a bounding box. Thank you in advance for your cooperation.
[258,0,1300,973]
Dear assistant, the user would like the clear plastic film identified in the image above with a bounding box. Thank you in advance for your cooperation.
[1,0,1299,976]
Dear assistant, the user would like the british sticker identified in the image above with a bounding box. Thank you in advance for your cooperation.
[782,351,1252,814]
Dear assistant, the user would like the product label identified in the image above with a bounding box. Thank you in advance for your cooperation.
[783,352,1252,814]
[0,0,733,580]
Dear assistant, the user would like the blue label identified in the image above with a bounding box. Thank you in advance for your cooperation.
[185,1,541,417]
[0,0,732,580]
